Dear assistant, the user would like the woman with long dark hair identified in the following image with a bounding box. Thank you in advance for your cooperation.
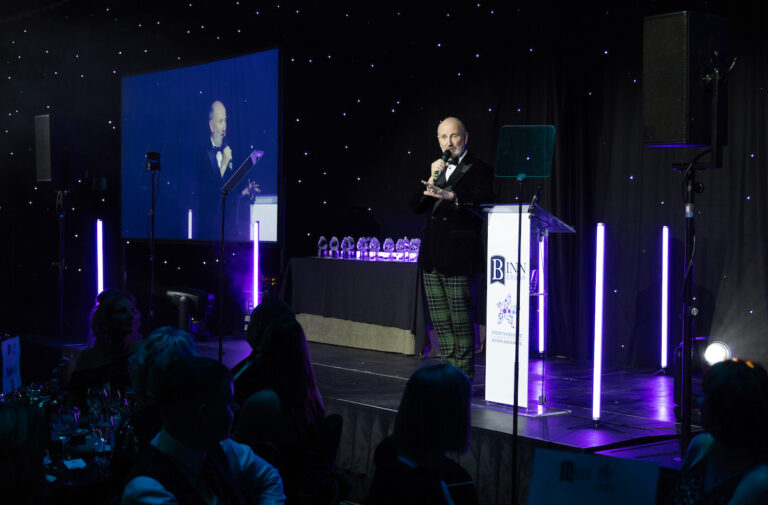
[368,363,477,505]
[234,316,336,503]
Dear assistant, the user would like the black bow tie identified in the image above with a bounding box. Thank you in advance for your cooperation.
[212,144,223,153]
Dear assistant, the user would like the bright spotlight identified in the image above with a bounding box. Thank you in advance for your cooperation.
[704,341,732,365]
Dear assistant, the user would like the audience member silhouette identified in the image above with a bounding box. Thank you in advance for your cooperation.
[367,363,478,505]
[234,317,339,503]
[122,356,285,504]
[669,358,768,505]
[232,294,295,408]
[112,327,199,482]
[67,288,142,409]
[0,404,47,505]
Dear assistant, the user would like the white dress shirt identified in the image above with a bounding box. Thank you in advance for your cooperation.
[445,150,468,182]
[211,138,223,172]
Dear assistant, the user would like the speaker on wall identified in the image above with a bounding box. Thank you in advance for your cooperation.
[34,114,52,182]
[642,11,728,147]
[34,114,77,189]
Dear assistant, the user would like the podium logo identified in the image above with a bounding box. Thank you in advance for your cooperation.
[496,294,516,327]
[490,255,527,285]
[490,256,506,285]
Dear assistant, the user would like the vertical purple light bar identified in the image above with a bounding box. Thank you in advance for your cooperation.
[96,219,104,295]
[661,226,669,368]
[188,209,193,240]
[538,236,546,354]
[593,223,605,421]
[253,221,260,309]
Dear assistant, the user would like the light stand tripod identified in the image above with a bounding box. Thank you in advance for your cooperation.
[675,55,736,455]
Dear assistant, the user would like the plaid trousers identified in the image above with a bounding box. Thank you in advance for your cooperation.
[423,270,475,379]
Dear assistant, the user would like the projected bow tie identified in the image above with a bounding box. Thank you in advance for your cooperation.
[212,145,223,153]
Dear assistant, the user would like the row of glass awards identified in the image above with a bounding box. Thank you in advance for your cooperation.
[317,236,421,261]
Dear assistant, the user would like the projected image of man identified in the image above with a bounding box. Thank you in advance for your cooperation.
[195,100,259,240]
[208,101,233,177]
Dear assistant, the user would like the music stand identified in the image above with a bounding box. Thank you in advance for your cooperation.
[217,150,264,362]
[493,125,554,505]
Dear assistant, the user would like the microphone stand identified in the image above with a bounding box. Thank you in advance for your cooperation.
[218,189,228,363]
[56,189,66,340]
[510,175,526,505]
[216,150,264,363]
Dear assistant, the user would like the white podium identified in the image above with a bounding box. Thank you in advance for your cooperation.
[249,195,278,241]
[485,204,573,408]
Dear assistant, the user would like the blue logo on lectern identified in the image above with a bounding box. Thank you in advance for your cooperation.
[490,255,527,285]
[490,256,505,285]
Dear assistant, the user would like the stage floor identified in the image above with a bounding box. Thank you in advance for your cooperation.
[198,337,690,471]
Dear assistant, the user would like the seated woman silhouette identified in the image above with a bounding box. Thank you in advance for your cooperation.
[67,288,142,408]
[234,316,337,503]
[367,363,478,505]
[670,358,768,505]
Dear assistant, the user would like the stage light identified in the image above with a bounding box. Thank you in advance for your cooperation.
[538,236,546,354]
[96,219,104,295]
[188,209,192,239]
[253,221,260,309]
[661,226,669,368]
[704,341,732,365]
[593,223,605,421]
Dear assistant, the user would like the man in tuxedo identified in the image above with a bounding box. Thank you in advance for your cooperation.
[410,117,494,380]
[195,100,259,241]
[122,356,285,505]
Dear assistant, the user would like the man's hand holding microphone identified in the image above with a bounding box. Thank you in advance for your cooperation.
[422,150,457,202]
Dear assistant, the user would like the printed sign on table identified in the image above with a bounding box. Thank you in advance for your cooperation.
[2,336,21,394]
[526,448,659,505]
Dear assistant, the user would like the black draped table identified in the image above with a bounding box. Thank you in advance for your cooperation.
[280,257,427,355]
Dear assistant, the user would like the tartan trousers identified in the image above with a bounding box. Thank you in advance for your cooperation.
[423,269,475,379]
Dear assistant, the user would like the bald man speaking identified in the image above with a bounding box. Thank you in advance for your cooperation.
[410,117,494,380]
[194,100,259,240]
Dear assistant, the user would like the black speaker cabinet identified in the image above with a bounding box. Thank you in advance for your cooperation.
[642,11,728,146]
[34,114,79,189]
[34,114,52,182]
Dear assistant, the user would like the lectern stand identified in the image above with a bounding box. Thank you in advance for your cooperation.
[484,203,574,407]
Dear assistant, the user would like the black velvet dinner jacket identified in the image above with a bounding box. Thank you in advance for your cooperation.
[409,153,494,276]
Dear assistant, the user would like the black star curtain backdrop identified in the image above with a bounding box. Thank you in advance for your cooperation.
[1,1,766,368]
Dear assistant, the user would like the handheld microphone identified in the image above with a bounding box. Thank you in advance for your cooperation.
[433,150,452,179]
[223,138,233,170]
